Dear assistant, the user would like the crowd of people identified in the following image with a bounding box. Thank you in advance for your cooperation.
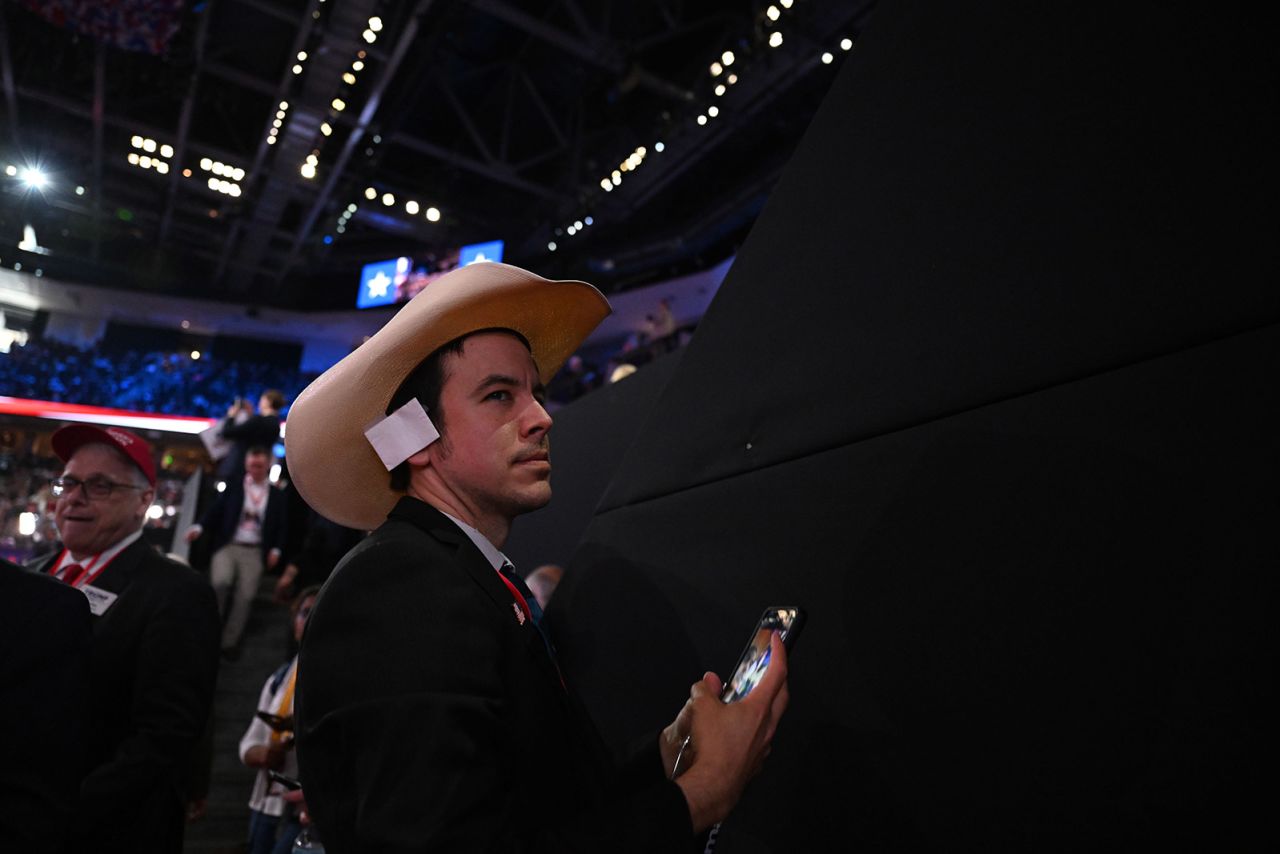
[0,338,314,417]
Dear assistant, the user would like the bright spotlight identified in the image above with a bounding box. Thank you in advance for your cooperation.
[191,350,201,359]
[821,52,833,64]
[19,167,48,190]
[425,207,441,222]
[722,51,735,66]
[381,193,395,206]
[365,186,377,200]
[405,200,420,215]
[368,16,383,31]
[841,38,853,51]
[769,31,784,48]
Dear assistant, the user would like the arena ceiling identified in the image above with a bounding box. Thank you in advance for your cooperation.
[0,0,875,310]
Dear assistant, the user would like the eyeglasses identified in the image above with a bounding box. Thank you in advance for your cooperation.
[50,476,147,500]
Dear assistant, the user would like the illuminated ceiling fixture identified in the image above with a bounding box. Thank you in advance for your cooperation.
[780,0,793,8]
[332,98,346,111]
[600,178,613,191]
[352,60,365,71]
[710,61,723,76]
[405,200,420,215]
[362,29,376,43]
[320,122,333,136]
[301,163,317,179]
[19,167,48,190]
[381,192,395,206]
[297,51,308,61]
[368,16,383,31]
[364,186,377,200]
[728,74,738,84]
[425,207,441,222]
[655,141,665,152]
[721,51,735,66]
[769,31,784,48]
[821,52,833,64]
[343,72,357,85]
[293,64,304,75]
[766,5,780,21]
[548,242,557,251]
[707,106,719,118]
[841,38,853,50]
[697,115,708,126]
[715,84,726,96]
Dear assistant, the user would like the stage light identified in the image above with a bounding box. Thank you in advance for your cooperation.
[697,115,708,126]
[280,101,289,110]
[297,51,308,61]
[780,0,793,8]
[301,163,317,179]
[822,52,833,64]
[128,152,141,166]
[766,6,780,22]
[574,220,583,230]
[332,98,346,111]
[710,62,723,77]
[293,64,303,74]
[267,136,277,145]
[362,29,376,43]
[548,242,557,251]
[405,200,420,215]
[600,178,612,190]
[708,106,719,117]
[131,135,144,148]
[769,31,783,48]
[567,225,576,235]
[722,51,735,66]
[320,122,333,136]
[425,207,441,222]
[715,84,726,96]
[841,38,853,50]
[76,185,86,194]
[3,165,15,176]
[584,216,593,226]
[207,177,218,190]
[142,138,156,152]
[353,60,364,71]
[655,141,665,152]
[368,16,383,31]
[160,144,174,158]
[199,157,212,171]
[19,167,48,189]
[343,72,356,85]
[611,169,622,182]
[728,74,738,84]
[156,162,169,174]
[232,167,245,181]
[191,349,200,358]
[381,193,394,206]
[365,186,377,200]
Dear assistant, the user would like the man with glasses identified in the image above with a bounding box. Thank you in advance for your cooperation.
[28,424,220,854]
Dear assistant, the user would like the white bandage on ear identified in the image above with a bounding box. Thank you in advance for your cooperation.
[363,397,441,470]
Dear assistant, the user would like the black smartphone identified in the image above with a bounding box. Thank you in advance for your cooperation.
[720,606,805,703]
[268,770,302,791]
[256,710,294,732]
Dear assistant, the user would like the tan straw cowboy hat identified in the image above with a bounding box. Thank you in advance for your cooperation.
[285,262,610,530]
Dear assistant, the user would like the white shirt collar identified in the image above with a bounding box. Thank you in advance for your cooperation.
[63,527,144,568]
[438,510,508,572]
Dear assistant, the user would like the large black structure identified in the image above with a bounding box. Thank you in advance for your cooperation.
[508,1,1277,848]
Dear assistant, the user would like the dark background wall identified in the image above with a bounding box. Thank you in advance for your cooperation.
[508,0,1276,848]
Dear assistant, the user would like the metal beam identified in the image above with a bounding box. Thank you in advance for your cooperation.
[91,43,105,262]
[280,0,439,277]
[158,0,216,248]
[388,131,563,201]
[0,6,20,149]
[469,0,622,73]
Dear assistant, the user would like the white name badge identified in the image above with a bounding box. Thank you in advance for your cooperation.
[81,584,119,616]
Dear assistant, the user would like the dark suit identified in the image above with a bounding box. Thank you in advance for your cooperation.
[198,477,288,559]
[296,497,694,852]
[27,539,221,854]
[0,559,91,854]
[217,413,281,481]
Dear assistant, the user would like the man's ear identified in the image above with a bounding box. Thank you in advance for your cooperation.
[406,445,434,467]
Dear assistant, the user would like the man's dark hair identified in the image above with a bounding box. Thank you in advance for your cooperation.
[386,328,532,491]
[245,445,271,458]
[262,390,287,411]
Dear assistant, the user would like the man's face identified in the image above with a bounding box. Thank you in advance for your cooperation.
[427,332,553,522]
[245,451,270,482]
[54,444,153,556]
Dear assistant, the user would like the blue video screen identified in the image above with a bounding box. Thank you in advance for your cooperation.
[355,240,506,310]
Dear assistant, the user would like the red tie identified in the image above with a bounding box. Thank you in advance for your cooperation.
[56,563,87,586]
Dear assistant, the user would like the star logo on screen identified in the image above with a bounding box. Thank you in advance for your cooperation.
[465,252,489,265]
[367,270,392,298]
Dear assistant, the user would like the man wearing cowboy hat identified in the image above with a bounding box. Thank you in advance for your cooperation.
[288,262,789,851]
[28,424,221,853]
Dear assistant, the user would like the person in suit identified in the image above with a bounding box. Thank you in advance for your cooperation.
[0,557,91,854]
[185,445,287,660]
[287,263,790,851]
[217,390,286,482]
[27,424,221,854]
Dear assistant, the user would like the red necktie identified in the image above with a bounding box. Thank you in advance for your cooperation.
[56,563,87,586]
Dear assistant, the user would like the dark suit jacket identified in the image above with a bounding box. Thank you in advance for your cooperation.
[0,559,91,854]
[216,413,281,480]
[295,497,695,853]
[198,478,288,559]
[27,539,221,854]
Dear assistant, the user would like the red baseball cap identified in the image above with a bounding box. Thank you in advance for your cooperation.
[51,424,157,486]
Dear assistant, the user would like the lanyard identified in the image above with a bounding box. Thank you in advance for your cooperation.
[51,547,123,590]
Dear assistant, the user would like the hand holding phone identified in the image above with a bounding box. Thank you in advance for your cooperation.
[720,606,805,703]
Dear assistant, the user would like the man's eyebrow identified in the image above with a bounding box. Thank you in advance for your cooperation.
[474,374,520,394]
